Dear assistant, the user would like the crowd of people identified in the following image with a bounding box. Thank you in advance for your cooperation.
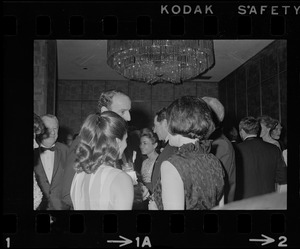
[33,89,287,210]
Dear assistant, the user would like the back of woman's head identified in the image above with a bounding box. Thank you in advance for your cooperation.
[257,115,276,129]
[75,111,127,174]
[166,96,215,140]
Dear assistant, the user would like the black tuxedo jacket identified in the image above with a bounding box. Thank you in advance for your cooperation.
[235,137,287,200]
[60,135,81,210]
[34,142,68,210]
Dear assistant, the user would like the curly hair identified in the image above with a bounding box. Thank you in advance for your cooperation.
[34,113,45,135]
[166,96,215,140]
[97,89,128,112]
[270,119,281,134]
[74,111,127,174]
[140,128,158,144]
[239,116,260,135]
[257,115,277,129]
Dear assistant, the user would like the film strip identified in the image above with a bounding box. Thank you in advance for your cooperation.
[3,1,300,248]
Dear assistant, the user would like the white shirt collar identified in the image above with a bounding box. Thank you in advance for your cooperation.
[244,134,257,140]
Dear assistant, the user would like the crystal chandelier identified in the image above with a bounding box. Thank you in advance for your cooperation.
[107,40,215,84]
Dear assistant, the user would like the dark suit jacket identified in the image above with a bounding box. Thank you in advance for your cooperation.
[149,143,177,193]
[211,134,236,203]
[235,137,287,200]
[34,142,68,210]
[60,135,81,210]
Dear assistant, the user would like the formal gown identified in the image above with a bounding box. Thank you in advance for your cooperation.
[153,140,225,210]
[141,154,158,184]
[71,165,124,210]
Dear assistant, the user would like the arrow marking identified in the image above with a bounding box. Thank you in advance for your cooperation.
[107,236,132,247]
[249,234,275,246]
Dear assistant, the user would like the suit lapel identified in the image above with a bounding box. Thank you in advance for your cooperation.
[34,149,50,189]
[51,146,60,184]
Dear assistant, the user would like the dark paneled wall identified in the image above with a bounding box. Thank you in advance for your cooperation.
[34,40,57,115]
[218,40,287,141]
[56,80,218,135]
[34,40,47,115]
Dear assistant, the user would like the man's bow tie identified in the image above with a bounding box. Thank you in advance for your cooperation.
[40,146,55,152]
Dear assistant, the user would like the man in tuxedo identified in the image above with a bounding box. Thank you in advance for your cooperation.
[235,116,287,200]
[61,90,132,210]
[150,107,177,194]
[203,97,236,204]
[34,114,68,210]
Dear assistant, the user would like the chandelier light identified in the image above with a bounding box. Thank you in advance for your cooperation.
[107,40,215,84]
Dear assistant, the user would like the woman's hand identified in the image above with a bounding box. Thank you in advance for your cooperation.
[148,199,158,210]
[141,185,150,200]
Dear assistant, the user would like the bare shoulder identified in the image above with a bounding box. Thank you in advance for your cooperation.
[112,170,133,189]
[161,160,177,175]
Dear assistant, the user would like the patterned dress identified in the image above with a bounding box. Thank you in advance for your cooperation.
[153,140,225,210]
[141,154,158,183]
[34,172,43,210]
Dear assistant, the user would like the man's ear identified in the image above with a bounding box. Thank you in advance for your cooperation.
[154,142,158,149]
[101,106,109,113]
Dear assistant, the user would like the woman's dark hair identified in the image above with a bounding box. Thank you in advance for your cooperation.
[74,111,127,174]
[269,119,280,134]
[34,113,45,135]
[166,96,215,140]
[140,128,160,153]
[140,128,158,144]
[257,115,277,129]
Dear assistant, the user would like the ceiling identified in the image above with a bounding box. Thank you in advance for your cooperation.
[57,40,274,83]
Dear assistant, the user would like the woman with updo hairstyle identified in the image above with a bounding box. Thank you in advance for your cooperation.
[70,111,134,210]
[258,115,282,150]
[149,96,225,210]
[139,128,159,201]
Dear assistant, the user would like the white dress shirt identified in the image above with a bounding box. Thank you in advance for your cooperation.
[40,146,55,184]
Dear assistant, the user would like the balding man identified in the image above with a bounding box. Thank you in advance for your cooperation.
[34,114,69,210]
[61,90,132,210]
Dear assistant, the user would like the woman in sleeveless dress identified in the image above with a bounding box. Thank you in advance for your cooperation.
[140,128,159,194]
[70,111,134,210]
[149,96,225,210]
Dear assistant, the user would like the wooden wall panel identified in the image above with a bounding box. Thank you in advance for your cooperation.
[129,81,151,101]
[56,80,219,137]
[218,40,287,146]
[105,80,129,94]
[174,82,196,99]
[82,81,105,100]
[261,76,279,119]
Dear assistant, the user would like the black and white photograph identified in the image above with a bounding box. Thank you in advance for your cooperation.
[4,1,300,248]
[33,39,287,211]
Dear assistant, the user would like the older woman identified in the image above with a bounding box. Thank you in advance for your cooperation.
[70,111,134,210]
[150,96,225,210]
